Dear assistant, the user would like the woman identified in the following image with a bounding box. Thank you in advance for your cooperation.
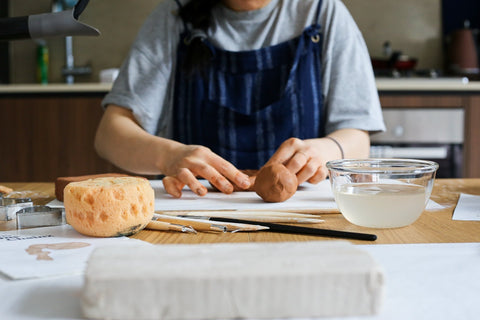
[94,0,385,198]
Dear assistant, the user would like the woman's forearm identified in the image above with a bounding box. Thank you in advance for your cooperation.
[94,105,251,197]
[325,128,370,159]
[94,105,178,175]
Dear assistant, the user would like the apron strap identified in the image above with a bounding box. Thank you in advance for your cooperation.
[314,0,323,23]
[173,0,189,33]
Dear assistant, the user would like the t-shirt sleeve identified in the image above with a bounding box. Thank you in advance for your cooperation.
[320,0,386,135]
[101,2,181,136]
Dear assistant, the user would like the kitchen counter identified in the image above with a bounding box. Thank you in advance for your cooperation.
[1,78,480,93]
[0,83,112,94]
[376,77,480,92]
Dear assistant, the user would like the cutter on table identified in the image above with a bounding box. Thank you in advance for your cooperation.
[0,197,33,221]
[16,205,65,229]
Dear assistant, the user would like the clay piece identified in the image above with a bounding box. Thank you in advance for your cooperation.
[254,163,298,202]
[55,173,129,201]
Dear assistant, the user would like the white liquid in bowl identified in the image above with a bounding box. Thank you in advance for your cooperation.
[333,183,428,228]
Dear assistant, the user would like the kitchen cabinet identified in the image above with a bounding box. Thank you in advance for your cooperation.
[378,92,480,178]
[0,91,122,182]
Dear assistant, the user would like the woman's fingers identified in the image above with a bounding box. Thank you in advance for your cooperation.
[164,157,250,197]
[168,145,250,194]
[189,161,235,194]
[284,151,310,175]
[266,138,329,185]
[176,168,208,196]
[163,168,208,198]
[295,157,320,184]
[307,166,329,184]
[206,155,251,191]
[162,176,185,198]
[266,138,302,165]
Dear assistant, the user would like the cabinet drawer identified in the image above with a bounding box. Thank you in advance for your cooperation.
[371,108,464,144]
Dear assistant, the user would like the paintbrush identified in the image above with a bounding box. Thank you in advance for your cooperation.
[153,213,268,232]
[146,220,197,234]
[205,217,378,241]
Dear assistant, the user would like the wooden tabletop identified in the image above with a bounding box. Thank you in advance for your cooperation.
[1,179,480,245]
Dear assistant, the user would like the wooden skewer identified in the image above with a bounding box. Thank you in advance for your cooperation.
[229,210,324,218]
[157,211,324,224]
[159,210,321,218]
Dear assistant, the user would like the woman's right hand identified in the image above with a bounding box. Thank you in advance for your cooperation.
[94,105,250,198]
[161,144,251,198]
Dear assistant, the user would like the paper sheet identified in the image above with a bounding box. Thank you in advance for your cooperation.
[0,225,145,280]
[150,179,339,211]
[48,179,442,212]
[452,193,480,221]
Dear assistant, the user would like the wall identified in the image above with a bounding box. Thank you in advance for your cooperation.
[9,0,443,84]
[9,0,158,84]
[344,0,443,71]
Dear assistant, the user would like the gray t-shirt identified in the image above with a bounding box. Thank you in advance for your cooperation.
[102,0,385,138]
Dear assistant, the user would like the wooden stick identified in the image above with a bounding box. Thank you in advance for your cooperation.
[160,210,320,218]
[157,211,325,223]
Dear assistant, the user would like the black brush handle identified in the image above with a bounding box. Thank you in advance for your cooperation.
[209,217,377,241]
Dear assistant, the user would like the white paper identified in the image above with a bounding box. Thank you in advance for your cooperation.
[47,180,337,211]
[150,179,340,211]
[48,179,441,212]
[452,193,480,221]
[0,225,145,280]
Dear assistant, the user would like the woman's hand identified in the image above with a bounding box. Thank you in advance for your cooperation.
[161,144,251,198]
[265,138,330,185]
[265,130,370,185]
[94,105,250,198]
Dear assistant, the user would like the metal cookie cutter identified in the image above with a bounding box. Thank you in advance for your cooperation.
[16,206,65,229]
[0,197,33,221]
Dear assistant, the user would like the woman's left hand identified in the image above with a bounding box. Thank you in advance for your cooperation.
[264,137,330,185]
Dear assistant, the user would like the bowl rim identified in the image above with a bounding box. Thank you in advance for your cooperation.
[326,158,439,174]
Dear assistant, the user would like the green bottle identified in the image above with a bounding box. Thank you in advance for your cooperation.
[36,41,49,84]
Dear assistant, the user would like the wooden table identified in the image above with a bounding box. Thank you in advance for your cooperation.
[1,179,480,244]
[2,179,480,320]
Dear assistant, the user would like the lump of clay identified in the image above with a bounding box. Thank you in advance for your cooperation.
[55,173,129,201]
[64,176,154,237]
[254,163,298,202]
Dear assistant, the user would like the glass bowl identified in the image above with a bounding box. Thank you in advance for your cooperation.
[326,158,439,228]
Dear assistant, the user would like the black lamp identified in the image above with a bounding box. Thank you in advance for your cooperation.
[0,0,99,41]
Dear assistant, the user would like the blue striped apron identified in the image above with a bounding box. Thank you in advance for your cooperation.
[172,0,324,169]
